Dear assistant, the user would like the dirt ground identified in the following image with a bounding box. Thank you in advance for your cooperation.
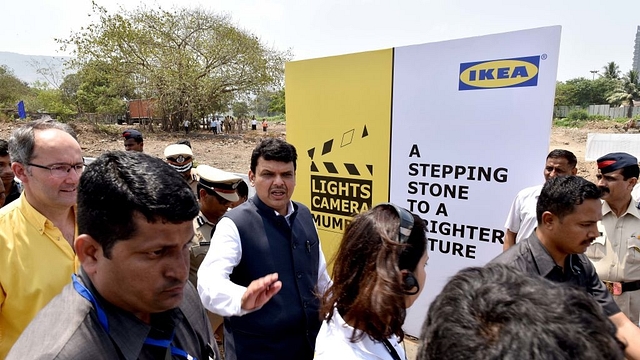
[0,121,287,175]
[0,119,628,179]
[549,120,628,182]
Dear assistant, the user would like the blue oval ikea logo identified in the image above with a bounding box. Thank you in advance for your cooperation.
[459,55,541,91]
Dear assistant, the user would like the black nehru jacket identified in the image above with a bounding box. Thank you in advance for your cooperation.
[223,195,321,360]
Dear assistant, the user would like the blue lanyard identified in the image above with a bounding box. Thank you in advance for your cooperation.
[71,274,196,360]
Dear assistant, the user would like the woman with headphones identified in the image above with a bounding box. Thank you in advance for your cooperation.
[315,203,428,360]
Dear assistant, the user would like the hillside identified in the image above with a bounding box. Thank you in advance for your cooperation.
[0,51,71,85]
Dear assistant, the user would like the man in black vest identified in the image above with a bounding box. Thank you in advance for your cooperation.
[198,138,331,360]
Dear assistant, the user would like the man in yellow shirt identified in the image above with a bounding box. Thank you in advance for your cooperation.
[0,119,83,357]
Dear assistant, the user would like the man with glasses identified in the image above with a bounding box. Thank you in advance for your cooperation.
[587,152,640,325]
[8,151,220,360]
[0,119,84,357]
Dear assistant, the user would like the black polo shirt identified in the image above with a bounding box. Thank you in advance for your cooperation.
[4,180,21,206]
[490,232,620,317]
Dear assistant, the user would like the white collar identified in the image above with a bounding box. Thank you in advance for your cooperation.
[326,307,404,359]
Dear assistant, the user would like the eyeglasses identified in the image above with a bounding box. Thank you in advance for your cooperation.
[27,162,85,178]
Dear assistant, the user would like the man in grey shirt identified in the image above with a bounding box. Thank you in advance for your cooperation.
[491,176,640,360]
[8,151,220,360]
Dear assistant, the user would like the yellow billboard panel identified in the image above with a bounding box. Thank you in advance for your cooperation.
[286,49,393,260]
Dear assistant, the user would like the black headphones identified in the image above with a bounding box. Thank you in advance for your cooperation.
[374,203,420,295]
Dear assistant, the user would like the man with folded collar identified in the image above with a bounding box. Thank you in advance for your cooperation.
[122,129,144,152]
[491,176,640,358]
[165,143,198,193]
[190,165,242,341]
[587,152,640,324]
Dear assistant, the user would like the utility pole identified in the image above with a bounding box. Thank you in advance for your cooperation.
[590,70,598,80]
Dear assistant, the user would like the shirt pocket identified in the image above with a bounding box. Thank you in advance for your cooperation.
[626,237,640,264]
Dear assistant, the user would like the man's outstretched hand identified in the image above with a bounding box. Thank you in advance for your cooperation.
[241,273,282,311]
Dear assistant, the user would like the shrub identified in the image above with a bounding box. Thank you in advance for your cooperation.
[567,109,589,121]
[587,114,609,121]
[553,118,587,128]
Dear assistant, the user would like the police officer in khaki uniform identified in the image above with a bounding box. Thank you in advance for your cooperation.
[164,143,198,193]
[191,165,242,338]
[587,152,640,324]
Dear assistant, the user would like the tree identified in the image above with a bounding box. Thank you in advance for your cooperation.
[607,70,640,118]
[29,58,68,89]
[0,65,31,109]
[268,89,285,115]
[554,77,618,107]
[30,82,76,120]
[252,88,284,116]
[601,61,620,80]
[59,2,291,131]
[232,101,250,118]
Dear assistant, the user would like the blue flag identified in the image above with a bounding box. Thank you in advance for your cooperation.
[17,101,26,119]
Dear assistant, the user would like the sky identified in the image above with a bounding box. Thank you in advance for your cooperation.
[1,0,639,81]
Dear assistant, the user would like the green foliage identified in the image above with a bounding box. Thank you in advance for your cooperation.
[33,87,76,121]
[60,61,130,116]
[232,101,250,118]
[613,117,633,124]
[601,62,620,80]
[93,122,120,135]
[567,109,589,121]
[0,65,32,108]
[59,2,292,131]
[555,77,618,107]
[607,70,639,118]
[264,114,285,122]
[268,89,285,115]
[252,88,285,116]
[587,114,609,121]
[553,117,588,128]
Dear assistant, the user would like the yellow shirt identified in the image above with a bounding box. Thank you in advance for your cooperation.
[0,193,78,358]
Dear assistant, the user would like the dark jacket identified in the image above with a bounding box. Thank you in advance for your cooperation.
[223,195,322,360]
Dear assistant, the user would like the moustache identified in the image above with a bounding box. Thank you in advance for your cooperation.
[163,279,186,291]
[598,186,610,194]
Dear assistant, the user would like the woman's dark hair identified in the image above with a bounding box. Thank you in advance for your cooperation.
[319,204,427,343]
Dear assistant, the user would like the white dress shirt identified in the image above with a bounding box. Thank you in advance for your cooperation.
[198,201,331,317]
[315,307,406,360]
[504,184,542,242]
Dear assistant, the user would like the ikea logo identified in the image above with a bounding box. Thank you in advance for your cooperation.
[459,55,541,90]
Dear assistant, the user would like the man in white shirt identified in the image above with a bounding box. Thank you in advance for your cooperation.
[198,138,330,360]
[503,149,577,251]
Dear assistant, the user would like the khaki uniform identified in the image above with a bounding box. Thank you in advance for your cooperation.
[587,200,640,323]
[187,169,198,194]
[190,212,224,334]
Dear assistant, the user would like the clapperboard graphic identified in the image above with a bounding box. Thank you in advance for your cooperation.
[308,125,374,233]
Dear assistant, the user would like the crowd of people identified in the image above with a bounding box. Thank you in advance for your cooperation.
[201,115,266,135]
[0,119,639,359]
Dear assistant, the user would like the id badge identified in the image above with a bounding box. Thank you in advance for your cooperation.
[613,282,622,296]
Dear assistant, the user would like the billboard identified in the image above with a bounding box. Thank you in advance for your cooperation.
[286,26,561,336]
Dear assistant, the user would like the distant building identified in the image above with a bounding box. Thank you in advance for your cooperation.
[634,26,640,73]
